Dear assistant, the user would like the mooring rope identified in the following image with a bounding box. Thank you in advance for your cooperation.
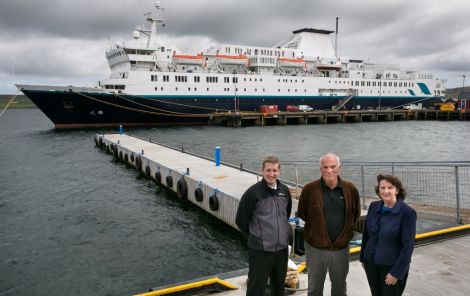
[0,91,20,118]
[72,91,215,117]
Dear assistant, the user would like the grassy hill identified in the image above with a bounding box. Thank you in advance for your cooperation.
[0,95,35,108]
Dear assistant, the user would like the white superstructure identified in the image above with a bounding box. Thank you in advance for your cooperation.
[99,2,445,107]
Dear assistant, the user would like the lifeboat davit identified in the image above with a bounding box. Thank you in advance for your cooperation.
[216,54,249,66]
[277,57,306,68]
[173,52,205,65]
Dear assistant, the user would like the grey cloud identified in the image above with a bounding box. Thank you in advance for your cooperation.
[0,0,469,93]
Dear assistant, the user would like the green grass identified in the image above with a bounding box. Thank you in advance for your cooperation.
[0,95,36,109]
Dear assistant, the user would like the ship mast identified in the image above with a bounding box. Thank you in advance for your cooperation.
[137,1,165,49]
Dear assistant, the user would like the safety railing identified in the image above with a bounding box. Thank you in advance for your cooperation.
[279,161,470,224]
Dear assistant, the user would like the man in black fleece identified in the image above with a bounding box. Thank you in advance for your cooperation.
[235,155,292,296]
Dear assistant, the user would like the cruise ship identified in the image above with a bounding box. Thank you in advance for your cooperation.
[17,2,445,128]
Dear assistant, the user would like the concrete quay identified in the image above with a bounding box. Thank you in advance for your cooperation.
[219,234,470,296]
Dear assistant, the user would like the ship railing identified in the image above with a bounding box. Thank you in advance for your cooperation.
[278,161,470,224]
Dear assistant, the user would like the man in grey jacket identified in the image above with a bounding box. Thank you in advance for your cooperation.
[236,156,292,296]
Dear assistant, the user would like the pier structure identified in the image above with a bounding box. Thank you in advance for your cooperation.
[94,134,303,230]
[209,109,469,127]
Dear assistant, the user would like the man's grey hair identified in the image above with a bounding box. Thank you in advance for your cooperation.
[319,153,341,166]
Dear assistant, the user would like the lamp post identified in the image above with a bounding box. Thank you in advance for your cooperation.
[378,75,382,110]
[233,71,238,112]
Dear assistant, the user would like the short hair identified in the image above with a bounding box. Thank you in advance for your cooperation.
[262,155,280,169]
[375,174,407,200]
[319,153,341,166]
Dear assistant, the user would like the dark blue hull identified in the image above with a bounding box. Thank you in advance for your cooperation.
[21,89,442,128]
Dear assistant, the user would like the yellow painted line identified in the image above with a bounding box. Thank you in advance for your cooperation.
[415,224,470,239]
[134,277,237,296]
[296,261,307,273]
[350,247,361,254]
[349,224,470,255]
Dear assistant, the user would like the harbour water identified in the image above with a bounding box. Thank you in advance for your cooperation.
[1,109,470,295]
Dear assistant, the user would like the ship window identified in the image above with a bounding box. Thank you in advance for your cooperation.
[244,88,247,91]
[207,88,209,91]
[188,87,191,91]
[260,78,262,82]
[278,89,280,92]
[263,88,265,92]
[155,87,158,91]
[175,87,178,91]
[278,79,280,82]
[194,88,197,91]
[255,88,257,92]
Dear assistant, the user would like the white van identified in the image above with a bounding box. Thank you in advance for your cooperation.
[298,105,314,112]
[403,103,422,110]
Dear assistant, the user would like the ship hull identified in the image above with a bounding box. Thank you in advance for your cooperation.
[19,85,442,129]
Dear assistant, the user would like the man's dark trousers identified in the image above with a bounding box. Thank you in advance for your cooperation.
[247,248,288,296]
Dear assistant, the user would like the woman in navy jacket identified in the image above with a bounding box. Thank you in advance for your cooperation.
[360,175,417,296]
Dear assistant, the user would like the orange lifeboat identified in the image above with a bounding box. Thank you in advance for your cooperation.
[173,52,205,65]
[216,54,249,66]
[277,57,306,68]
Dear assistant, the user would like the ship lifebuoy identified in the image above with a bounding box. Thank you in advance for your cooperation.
[195,188,204,202]
[176,179,188,200]
[166,175,173,188]
[124,153,129,162]
[155,171,162,185]
[130,153,135,162]
[209,194,219,211]
[145,165,151,177]
[136,156,142,171]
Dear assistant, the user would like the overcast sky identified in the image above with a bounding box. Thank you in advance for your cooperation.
[1,0,469,94]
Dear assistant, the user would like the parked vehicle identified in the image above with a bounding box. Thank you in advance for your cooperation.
[259,105,279,113]
[439,102,455,111]
[403,103,422,110]
[298,105,314,112]
[285,105,300,112]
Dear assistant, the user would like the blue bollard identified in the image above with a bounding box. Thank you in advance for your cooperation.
[119,124,123,135]
[215,146,221,166]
